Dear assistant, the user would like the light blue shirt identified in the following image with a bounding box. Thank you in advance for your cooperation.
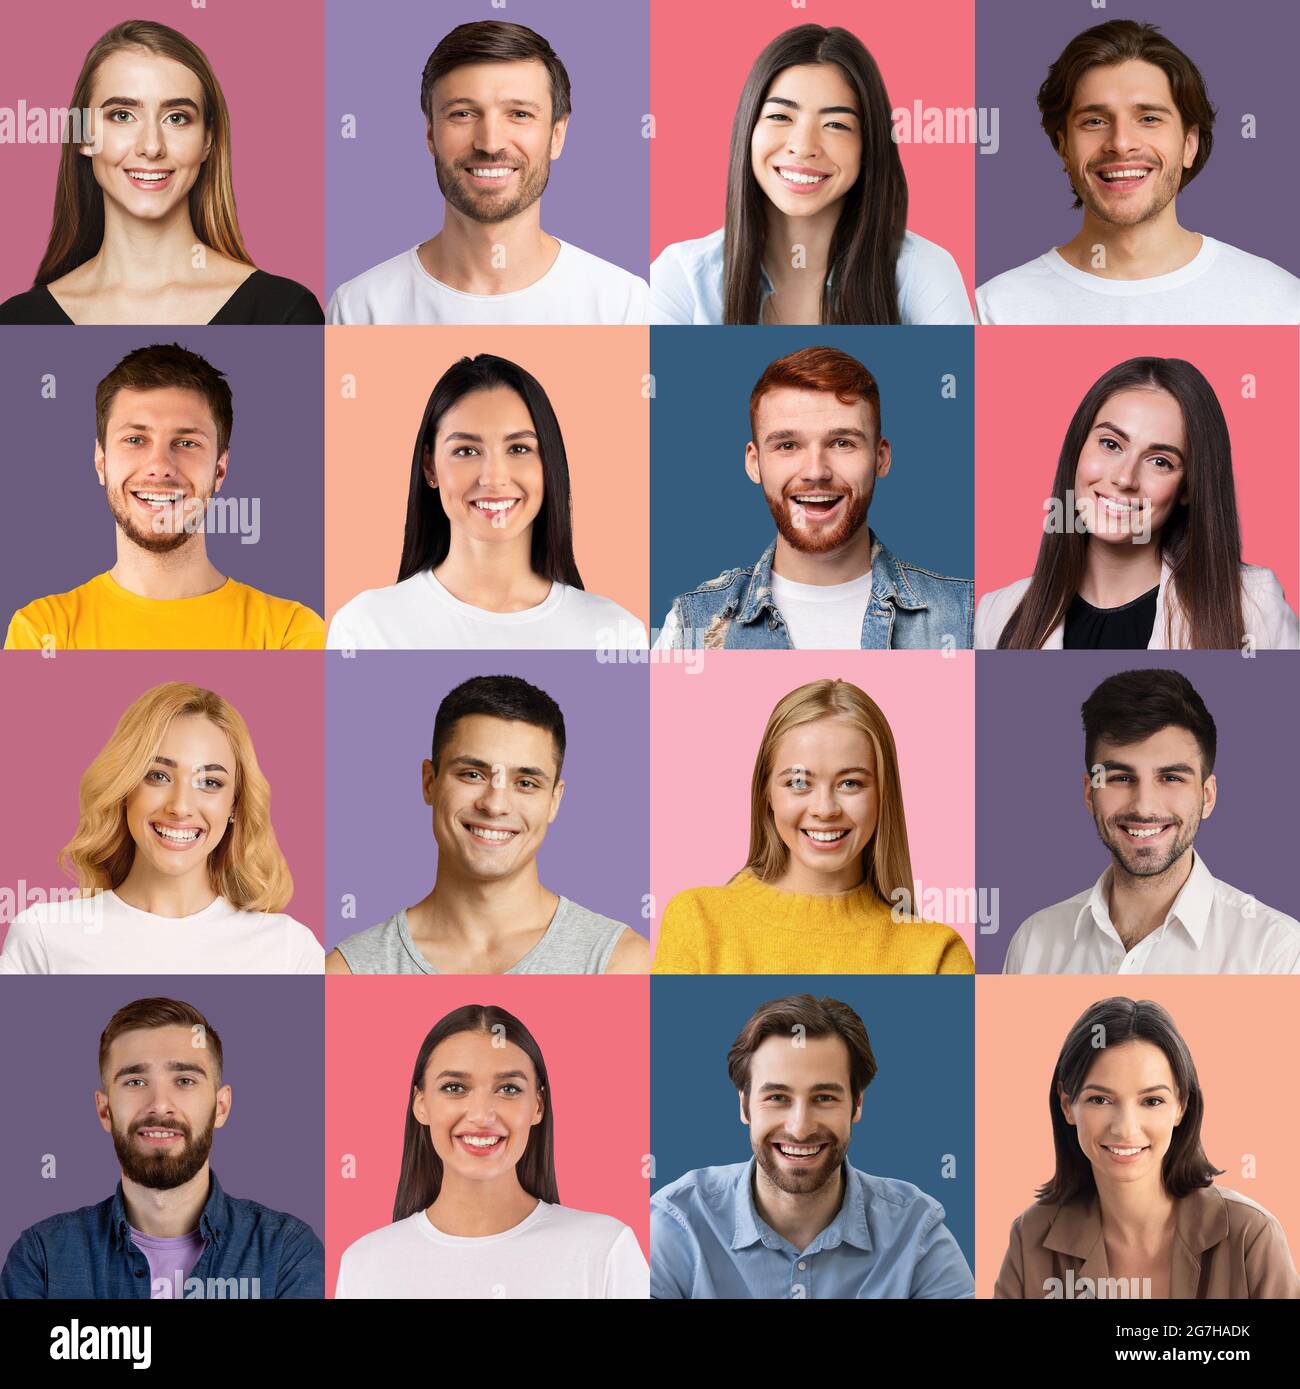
[650,226,973,325]
[651,1159,974,1299]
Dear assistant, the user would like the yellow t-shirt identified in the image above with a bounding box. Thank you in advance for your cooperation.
[4,572,324,651]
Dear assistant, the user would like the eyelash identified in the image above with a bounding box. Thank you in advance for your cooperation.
[765,1095,838,1104]
[122,437,199,449]
[125,1076,196,1088]
[108,110,192,125]
[439,1082,523,1097]
[449,445,534,458]
[448,110,533,121]
[460,770,541,791]
[1104,774,1185,785]
[782,778,864,791]
[1096,438,1175,470]
[764,113,853,132]
[774,439,855,451]
[145,770,224,792]
[1086,1095,1165,1106]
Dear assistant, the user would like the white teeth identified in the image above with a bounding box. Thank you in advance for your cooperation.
[128,172,170,181]
[136,492,180,503]
[1097,496,1140,514]
[1123,826,1164,838]
[154,824,201,842]
[473,499,517,512]
[460,1135,503,1147]
[804,829,848,842]
[1106,1146,1144,1156]
[1098,169,1148,181]
[468,167,513,178]
[794,495,839,504]
[140,1130,180,1137]
[778,169,827,184]
[778,1144,822,1156]
[468,826,515,842]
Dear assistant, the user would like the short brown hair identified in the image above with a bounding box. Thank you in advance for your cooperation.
[727,994,878,1107]
[1039,20,1216,209]
[419,20,572,127]
[95,344,234,458]
[749,346,881,443]
[98,997,224,1085]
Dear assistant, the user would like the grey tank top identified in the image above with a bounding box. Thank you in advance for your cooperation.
[335,896,629,975]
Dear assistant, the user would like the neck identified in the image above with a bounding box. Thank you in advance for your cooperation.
[419,204,554,294]
[761,201,840,286]
[767,859,866,896]
[112,864,219,919]
[752,1159,844,1252]
[1078,536,1163,608]
[1107,849,1195,949]
[1096,1174,1177,1250]
[426,1170,539,1237]
[89,202,212,290]
[771,525,874,587]
[1058,204,1200,279]
[109,532,224,601]
[121,1164,210,1238]
[415,863,554,945]
[431,534,550,611]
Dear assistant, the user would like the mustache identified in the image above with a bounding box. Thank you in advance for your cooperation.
[129,1116,192,1138]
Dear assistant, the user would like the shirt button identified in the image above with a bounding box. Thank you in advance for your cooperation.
[797,1261,807,1271]
[1111,956,1122,970]
[134,1270,145,1277]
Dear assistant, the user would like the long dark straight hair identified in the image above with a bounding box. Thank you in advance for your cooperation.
[396,355,584,589]
[1037,998,1221,1207]
[998,358,1245,650]
[392,1004,559,1221]
[722,25,906,325]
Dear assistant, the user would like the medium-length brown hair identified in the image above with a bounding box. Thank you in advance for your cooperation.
[96,343,235,458]
[748,345,882,442]
[1038,19,1216,209]
[727,993,878,1108]
[36,20,252,286]
[419,21,572,127]
[99,996,224,1086]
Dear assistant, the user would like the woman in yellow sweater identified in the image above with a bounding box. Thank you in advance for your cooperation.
[651,678,973,974]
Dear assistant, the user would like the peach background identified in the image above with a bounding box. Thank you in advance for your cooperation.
[975,327,1300,604]
[975,975,1300,1297]
[649,650,975,943]
[325,975,650,1297]
[323,327,649,629]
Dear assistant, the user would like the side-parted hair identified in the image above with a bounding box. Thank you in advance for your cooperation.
[397,354,583,590]
[37,20,252,287]
[419,21,572,127]
[723,24,906,325]
[1081,668,1217,777]
[96,343,234,458]
[429,674,567,781]
[1038,997,1221,1206]
[392,1004,558,1220]
[997,357,1245,650]
[99,996,224,1086]
[61,683,293,912]
[749,345,882,442]
[1038,20,1216,210]
[738,679,914,908]
[727,993,878,1109]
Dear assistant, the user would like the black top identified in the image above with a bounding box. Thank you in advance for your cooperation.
[0,270,324,325]
[1063,584,1159,649]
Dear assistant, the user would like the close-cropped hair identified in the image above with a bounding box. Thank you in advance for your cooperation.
[419,20,572,126]
[98,996,224,1086]
[430,674,567,781]
[1080,668,1217,777]
[96,343,234,458]
[727,993,878,1108]
[749,345,882,442]
[60,682,293,912]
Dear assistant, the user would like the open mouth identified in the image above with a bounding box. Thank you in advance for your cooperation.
[789,493,844,521]
[455,1133,506,1156]
[773,1141,829,1164]
[470,498,520,520]
[1094,494,1144,520]
[126,169,175,190]
[131,489,184,511]
[136,1127,185,1145]
[463,823,520,846]
[1102,1143,1149,1163]
[800,828,850,851]
[1117,822,1172,843]
[150,821,204,850]
[1093,165,1152,188]
[462,165,518,188]
[774,166,830,192]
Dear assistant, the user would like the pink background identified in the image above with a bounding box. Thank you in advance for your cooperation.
[325,975,651,1296]
[649,0,975,299]
[0,652,325,943]
[975,327,1300,604]
[649,650,976,944]
[0,0,324,302]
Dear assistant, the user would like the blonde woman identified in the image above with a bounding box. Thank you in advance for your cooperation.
[0,683,321,973]
[651,679,973,974]
[0,20,322,325]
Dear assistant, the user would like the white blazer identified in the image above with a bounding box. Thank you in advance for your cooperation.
[975,560,1300,650]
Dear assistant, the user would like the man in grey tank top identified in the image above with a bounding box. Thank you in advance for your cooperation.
[324,675,648,975]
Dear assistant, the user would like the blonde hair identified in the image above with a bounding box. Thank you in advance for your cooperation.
[36,20,253,286]
[60,682,292,912]
[738,678,915,907]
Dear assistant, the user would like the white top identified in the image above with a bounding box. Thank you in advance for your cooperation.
[327,569,648,650]
[0,891,323,975]
[976,236,1300,325]
[975,561,1300,651]
[327,241,649,325]
[334,1202,649,1300]
[767,571,873,648]
[650,226,973,325]
[1003,851,1300,975]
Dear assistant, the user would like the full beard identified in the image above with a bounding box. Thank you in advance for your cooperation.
[767,488,871,556]
[1077,161,1180,229]
[106,485,205,555]
[754,1131,850,1195]
[435,152,551,225]
[1096,809,1200,882]
[111,1107,216,1191]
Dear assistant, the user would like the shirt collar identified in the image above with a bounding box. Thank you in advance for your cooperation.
[1078,851,1215,949]
[1043,1187,1228,1265]
[730,1158,872,1255]
[110,1169,227,1249]
[738,532,909,625]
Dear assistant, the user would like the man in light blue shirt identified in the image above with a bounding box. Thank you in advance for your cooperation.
[651,994,973,1299]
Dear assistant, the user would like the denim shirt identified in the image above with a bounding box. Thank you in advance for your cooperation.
[665,534,973,649]
[0,1169,324,1299]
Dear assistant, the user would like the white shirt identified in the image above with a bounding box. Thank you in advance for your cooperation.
[1003,852,1300,975]
[334,1203,649,1299]
[975,561,1300,650]
[767,571,873,648]
[327,569,647,650]
[0,891,323,974]
[650,227,973,325]
[976,236,1300,325]
[327,241,649,325]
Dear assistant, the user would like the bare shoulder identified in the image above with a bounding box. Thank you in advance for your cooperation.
[604,927,651,974]
[324,948,353,975]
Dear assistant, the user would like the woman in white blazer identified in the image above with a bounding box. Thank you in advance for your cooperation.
[976,357,1300,651]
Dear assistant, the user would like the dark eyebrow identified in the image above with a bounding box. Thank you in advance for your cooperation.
[1080,1083,1174,1096]
[441,430,538,443]
[446,754,552,784]
[1091,421,1184,461]
[150,756,230,774]
[761,95,859,117]
[438,97,542,113]
[113,1059,208,1082]
[762,426,871,447]
[119,423,210,436]
[775,765,872,778]
[1073,102,1173,117]
[756,1080,847,1094]
[433,1069,530,1082]
[99,96,202,113]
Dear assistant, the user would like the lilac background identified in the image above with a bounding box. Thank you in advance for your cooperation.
[975,0,1300,283]
[0,327,324,618]
[325,650,649,948]
[324,0,650,294]
[0,975,324,1250]
[976,651,1300,971]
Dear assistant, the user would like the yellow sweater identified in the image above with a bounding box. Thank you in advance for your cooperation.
[651,871,974,975]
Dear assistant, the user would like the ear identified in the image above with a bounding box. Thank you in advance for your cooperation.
[532,1085,545,1128]
[412,1084,429,1126]
[549,114,569,161]
[213,1082,232,1130]
[546,778,565,825]
[95,1089,111,1134]
[851,1094,863,1123]
[426,123,437,159]
[202,125,213,164]
[1200,771,1217,821]
[423,444,437,490]
[874,436,892,480]
[1082,769,1096,815]
[421,758,437,807]
[738,1090,750,1126]
[1182,124,1199,171]
[1057,1082,1076,1127]
[213,451,229,493]
[744,440,762,487]
[95,439,107,487]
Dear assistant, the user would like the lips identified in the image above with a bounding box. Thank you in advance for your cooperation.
[126,169,175,191]
[774,165,831,193]
[150,821,205,851]
[463,823,520,846]
[1093,164,1153,185]
[800,827,851,852]
[134,1124,186,1146]
[454,1132,507,1157]
[789,493,844,520]
[1117,822,1172,842]
[772,1139,831,1164]
[1102,1143,1149,1164]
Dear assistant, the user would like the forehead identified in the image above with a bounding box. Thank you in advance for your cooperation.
[442,713,558,772]
[106,386,217,435]
[773,716,874,772]
[431,58,552,108]
[749,1032,852,1088]
[1094,722,1201,770]
[424,1029,536,1083]
[763,61,858,112]
[1069,58,1178,114]
[91,47,204,105]
[1089,387,1184,446]
[151,713,236,765]
[1081,1038,1176,1091]
[105,1023,212,1074]
[436,386,535,442]
[755,385,874,436]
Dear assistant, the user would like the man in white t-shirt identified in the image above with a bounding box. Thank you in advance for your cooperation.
[328,20,647,325]
[977,19,1300,325]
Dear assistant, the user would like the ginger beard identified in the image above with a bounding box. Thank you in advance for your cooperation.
[109,1100,217,1190]
[766,481,871,555]
[105,476,211,555]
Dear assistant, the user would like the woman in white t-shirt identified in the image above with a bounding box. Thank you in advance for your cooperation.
[327,354,647,650]
[650,24,972,326]
[0,681,322,974]
[334,1004,648,1299]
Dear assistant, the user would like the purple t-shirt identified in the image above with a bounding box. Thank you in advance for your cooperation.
[129,1225,206,1299]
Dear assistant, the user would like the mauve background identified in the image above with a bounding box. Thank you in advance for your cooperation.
[325,650,649,949]
[0,975,324,1253]
[975,650,1300,971]
[975,0,1300,284]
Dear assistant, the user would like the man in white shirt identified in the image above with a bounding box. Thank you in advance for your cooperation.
[977,20,1300,325]
[328,20,647,325]
[1004,668,1300,974]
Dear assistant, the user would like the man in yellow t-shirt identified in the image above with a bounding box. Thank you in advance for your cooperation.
[4,344,323,651]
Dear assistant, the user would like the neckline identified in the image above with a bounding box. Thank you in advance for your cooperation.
[41,269,262,326]
[423,567,561,622]
[1071,583,1159,614]
[769,570,873,599]
[417,1200,547,1244]
[106,889,229,924]
[95,571,233,607]
[1043,236,1215,293]
[397,897,566,974]
[408,240,565,301]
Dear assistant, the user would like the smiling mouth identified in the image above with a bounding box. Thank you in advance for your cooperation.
[774,1141,828,1160]
[455,1133,507,1155]
[126,169,174,187]
[1118,823,1172,840]
[1094,166,1152,185]
[1102,1144,1149,1158]
[801,828,849,843]
[136,1127,185,1143]
[151,821,203,846]
[1095,494,1144,516]
[775,167,830,187]
[132,490,184,509]
[463,165,518,182]
[464,824,519,844]
[790,493,844,519]
[471,498,520,515]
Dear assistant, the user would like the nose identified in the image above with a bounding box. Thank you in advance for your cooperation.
[464,1092,499,1127]
[1107,450,1139,491]
[163,773,196,819]
[135,115,167,161]
[473,771,511,815]
[1105,1103,1146,1144]
[784,115,823,161]
[801,448,835,482]
[142,437,178,477]
[1102,116,1144,157]
[783,1099,818,1139]
[474,111,507,159]
[476,448,511,490]
[808,780,839,819]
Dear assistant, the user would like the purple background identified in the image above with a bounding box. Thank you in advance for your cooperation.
[975,0,1300,283]
[325,650,649,948]
[976,651,1300,971]
[0,975,324,1251]
[324,0,650,294]
[0,326,323,620]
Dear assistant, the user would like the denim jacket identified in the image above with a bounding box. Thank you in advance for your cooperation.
[0,1169,324,1299]
[664,534,973,649]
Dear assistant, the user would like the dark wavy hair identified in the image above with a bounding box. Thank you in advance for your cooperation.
[392,1004,559,1221]
[722,24,906,325]
[396,354,583,588]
